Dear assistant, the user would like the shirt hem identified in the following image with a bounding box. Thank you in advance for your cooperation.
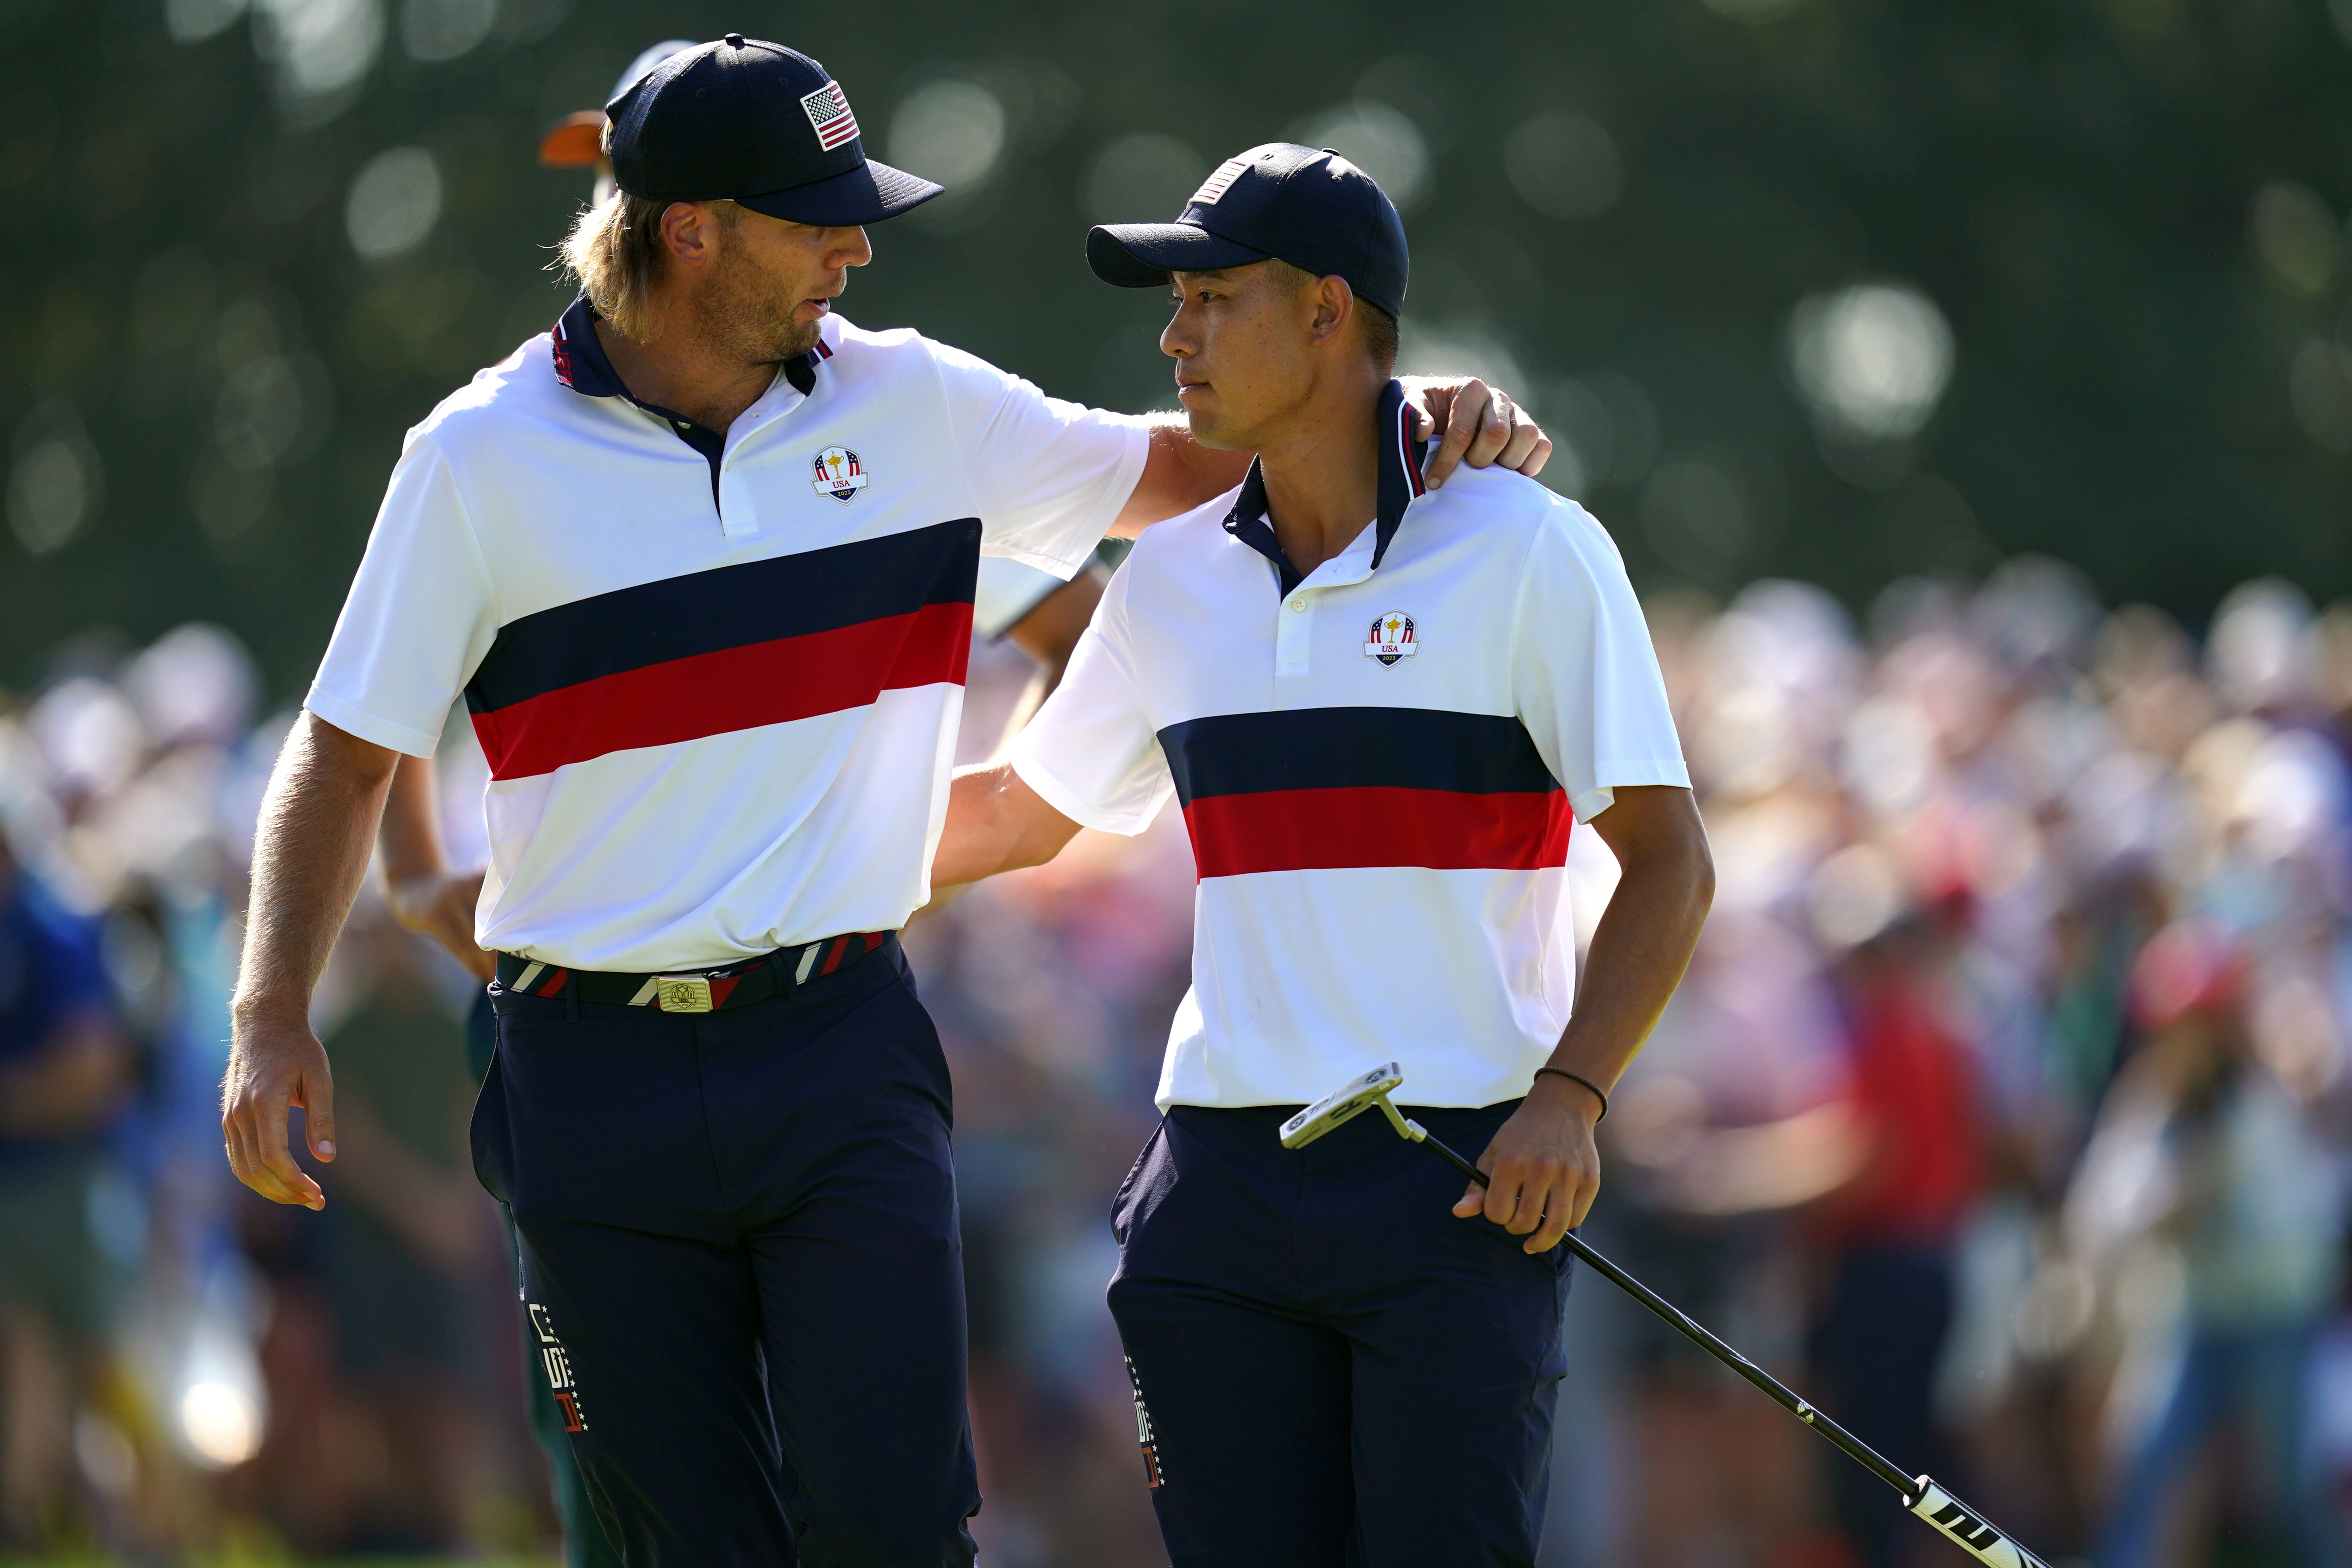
[1007,749,1156,837]
[986,417,1152,578]
[303,688,443,759]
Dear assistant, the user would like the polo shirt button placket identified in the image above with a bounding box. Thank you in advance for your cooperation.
[1276,587,1314,683]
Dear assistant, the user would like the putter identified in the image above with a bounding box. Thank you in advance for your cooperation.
[1281,1064,2051,1568]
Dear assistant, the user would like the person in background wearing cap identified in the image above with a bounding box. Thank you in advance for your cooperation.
[2067,920,2340,1568]
[222,36,1551,1568]
[928,144,1714,1564]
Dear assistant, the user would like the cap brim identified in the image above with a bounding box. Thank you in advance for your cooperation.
[736,158,944,227]
[538,112,607,169]
[1086,222,1270,288]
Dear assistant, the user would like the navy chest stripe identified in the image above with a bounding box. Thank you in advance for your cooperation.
[1155,708,1559,807]
[467,518,982,714]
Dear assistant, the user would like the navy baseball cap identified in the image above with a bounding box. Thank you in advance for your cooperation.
[607,34,941,227]
[1087,142,1408,320]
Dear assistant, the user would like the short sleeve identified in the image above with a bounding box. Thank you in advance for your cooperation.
[1006,564,1174,835]
[932,340,1150,578]
[1512,499,1690,822]
[305,436,498,758]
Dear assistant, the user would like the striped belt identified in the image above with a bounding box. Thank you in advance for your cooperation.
[493,931,893,1014]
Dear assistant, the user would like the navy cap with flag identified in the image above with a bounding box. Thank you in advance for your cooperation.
[607,34,941,227]
[1086,142,1408,320]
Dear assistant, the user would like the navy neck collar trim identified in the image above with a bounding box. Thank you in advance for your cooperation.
[1221,380,1428,595]
[550,294,822,407]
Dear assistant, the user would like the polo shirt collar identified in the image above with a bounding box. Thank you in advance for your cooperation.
[1222,379,1429,596]
[550,294,826,405]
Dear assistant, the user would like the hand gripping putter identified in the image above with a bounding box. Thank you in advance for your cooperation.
[1280,1064,2051,1568]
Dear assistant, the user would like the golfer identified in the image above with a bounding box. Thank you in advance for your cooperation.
[220,36,1546,1568]
[930,144,1714,1565]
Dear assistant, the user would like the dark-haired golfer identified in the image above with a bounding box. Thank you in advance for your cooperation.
[932,145,1713,1565]
[221,37,1549,1568]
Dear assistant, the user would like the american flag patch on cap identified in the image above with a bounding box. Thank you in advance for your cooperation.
[1188,158,1250,208]
[801,81,860,151]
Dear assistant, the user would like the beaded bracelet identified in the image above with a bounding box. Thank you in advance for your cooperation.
[1534,1066,1609,1121]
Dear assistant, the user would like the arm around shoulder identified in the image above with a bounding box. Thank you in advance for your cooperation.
[932,762,1083,892]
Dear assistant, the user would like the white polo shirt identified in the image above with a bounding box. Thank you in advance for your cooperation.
[308,298,1147,971]
[1008,382,1689,1110]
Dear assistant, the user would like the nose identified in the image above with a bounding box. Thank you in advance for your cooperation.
[835,227,874,268]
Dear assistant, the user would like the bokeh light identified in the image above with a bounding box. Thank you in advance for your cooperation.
[397,0,495,62]
[1291,100,1430,212]
[1503,111,1623,222]
[1083,131,1206,225]
[345,146,442,262]
[6,401,102,557]
[889,79,1010,191]
[1787,282,1954,443]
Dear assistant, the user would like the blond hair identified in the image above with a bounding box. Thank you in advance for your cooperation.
[557,190,674,342]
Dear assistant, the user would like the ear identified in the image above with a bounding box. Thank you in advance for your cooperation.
[658,201,717,270]
[1305,275,1356,350]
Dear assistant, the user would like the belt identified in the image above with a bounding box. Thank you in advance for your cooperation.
[492,931,894,1014]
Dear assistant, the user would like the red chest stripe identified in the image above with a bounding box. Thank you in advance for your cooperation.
[471,600,971,779]
[1181,786,1571,880]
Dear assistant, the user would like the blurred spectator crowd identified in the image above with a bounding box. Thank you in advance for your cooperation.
[2,557,2350,1568]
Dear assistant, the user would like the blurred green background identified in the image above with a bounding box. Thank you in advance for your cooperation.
[5,0,2351,699]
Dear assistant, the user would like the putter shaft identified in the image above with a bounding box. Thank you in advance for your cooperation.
[1419,1126,1918,1499]
[1324,1086,2048,1568]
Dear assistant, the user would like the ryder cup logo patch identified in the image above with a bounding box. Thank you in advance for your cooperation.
[1365,610,1417,665]
[1188,158,1249,208]
[801,80,860,151]
[810,446,868,501]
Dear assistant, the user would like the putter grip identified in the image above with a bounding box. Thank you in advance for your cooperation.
[1908,1479,2048,1568]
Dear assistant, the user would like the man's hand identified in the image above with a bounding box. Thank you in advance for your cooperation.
[222,1006,337,1210]
[1404,377,1553,487]
[387,868,492,982]
[1452,1071,1604,1254]
[223,712,399,1210]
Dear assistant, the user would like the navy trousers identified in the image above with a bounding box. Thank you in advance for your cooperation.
[471,938,978,1568]
[1109,1102,1571,1568]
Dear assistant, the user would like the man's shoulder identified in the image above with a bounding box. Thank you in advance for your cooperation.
[405,332,565,452]
[813,316,1003,420]
[1122,485,1248,574]
[1425,467,1621,563]
[825,315,963,381]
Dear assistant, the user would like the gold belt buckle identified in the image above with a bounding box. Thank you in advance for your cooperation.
[655,976,713,1013]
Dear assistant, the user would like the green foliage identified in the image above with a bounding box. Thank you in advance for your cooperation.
[2,0,2349,697]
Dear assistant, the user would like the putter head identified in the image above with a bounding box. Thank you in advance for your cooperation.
[1280,1063,1405,1150]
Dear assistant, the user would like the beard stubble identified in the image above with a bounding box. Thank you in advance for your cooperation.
[692,237,825,368]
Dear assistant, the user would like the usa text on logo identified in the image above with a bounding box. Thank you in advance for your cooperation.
[1364,611,1417,666]
[811,446,868,502]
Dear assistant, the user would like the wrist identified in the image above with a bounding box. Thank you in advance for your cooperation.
[1530,1067,1607,1126]
[231,990,311,1030]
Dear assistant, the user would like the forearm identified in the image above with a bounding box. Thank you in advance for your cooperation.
[932,763,1081,891]
[1109,418,1253,536]
[378,753,449,884]
[232,713,400,1023]
[1546,825,1714,1096]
